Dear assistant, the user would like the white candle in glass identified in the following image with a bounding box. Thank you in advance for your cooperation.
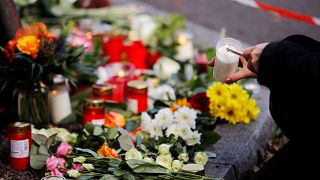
[213,38,242,82]
[48,75,72,124]
[175,31,194,62]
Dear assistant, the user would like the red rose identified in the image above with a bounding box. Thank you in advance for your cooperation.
[146,51,161,68]
[103,36,125,63]
[190,92,210,112]
[125,41,148,69]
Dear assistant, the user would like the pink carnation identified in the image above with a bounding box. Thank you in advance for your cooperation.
[56,142,73,157]
[72,163,83,170]
[46,156,66,171]
[51,169,63,177]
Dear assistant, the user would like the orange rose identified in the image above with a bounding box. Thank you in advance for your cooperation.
[16,35,40,58]
[97,143,119,158]
[170,98,191,112]
[105,111,125,128]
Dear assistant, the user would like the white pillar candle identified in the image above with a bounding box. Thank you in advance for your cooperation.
[213,38,242,82]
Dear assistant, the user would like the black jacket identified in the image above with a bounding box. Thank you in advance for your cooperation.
[257,35,320,141]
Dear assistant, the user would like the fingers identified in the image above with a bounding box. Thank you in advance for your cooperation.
[225,69,257,84]
[207,57,215,67]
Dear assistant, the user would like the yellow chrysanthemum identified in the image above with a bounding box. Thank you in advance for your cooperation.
[228,83,249,103]
[206,82,229,100]
[16,35,41,58]
[246,99,260,120]
[219,101,243,124]
[170,98,191,111]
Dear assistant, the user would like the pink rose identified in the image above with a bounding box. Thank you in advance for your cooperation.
[56,142,73,157]
[51,169,63,177]
[72,163,83,170]
[46,156,66,171]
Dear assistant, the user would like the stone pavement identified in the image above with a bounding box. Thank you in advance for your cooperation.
[114,1,278,179]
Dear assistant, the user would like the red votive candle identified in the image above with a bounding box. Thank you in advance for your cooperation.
[126,80,148,113]
[107,71,130,103]
[7,122,32,170]
[92,83,113,101]
[82,98,105,126]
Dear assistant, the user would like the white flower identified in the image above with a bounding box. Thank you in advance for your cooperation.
[156,154,173,169]
[172,160,183,172]
[131,15,157,44]
[149,119,163,140]
[141,112,152,131]
[174,107,197,129]
[194,152,208,165]
[155,108,173,129]
[158,144,171,155]
[178,153,189,162]
[165,124,179,138]
[186,130,202,146]
[67,170,81,178]
[73,156,86,163]
[143,157,155,164]
[153,57,180,80]
[148,84,176,101]
[125,148,143,160]
[178,124,193,140]
[83,163,94,171]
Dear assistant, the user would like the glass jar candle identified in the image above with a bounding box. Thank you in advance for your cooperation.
[7,122,32,170]
[82,98,105,126]
[92,84,113,101]
[126,80,148,113]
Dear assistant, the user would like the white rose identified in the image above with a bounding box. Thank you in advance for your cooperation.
[158,144,171,155]
[156,154,173,169]
[172,160,183,172]
[83,163,94,171]
[73,156,86,163]
[67,170,81,178]
[153,57,180,80]
[194,152,208,165]
[125,148,143,160]
[143,157,155,164]
[178,153,189,162]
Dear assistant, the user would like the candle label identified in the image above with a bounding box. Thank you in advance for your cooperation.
[127,98,138,113]
[92,119,105,126]
[10,139,29,158]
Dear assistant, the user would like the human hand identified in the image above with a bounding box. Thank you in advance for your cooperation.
[207,43,268,84]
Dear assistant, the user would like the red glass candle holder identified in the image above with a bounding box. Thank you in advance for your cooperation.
[92,83,113,101]
[126,80,148,113]
[82,98,105,126]
[7,122,32,170]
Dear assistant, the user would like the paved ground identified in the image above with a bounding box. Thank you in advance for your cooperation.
[135,0,320,45]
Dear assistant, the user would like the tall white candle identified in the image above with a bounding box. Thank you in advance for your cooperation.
[213,38,242,82]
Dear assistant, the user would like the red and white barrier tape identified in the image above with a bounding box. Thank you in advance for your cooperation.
[232,0,320,26]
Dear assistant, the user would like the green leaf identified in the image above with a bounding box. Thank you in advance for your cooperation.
[118,134,134,151]
[93,126,104,136]
[58,113,77,125]
[113,169,130,176]
[201,131,221,145]
[126,160,170,174]
[122,174,135,180]
[30,143,39,155]
[107,127,119,140]
[30,154,50,170]
[75,147,101,159]
[85,123,95,134]
[39,144,50,156]
[205,151,217,158]
[32,134,48,145]
[46,134,57,149]
[99,175,119,180]
[78,176,94,180]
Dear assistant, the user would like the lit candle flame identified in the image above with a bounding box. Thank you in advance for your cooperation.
[178,32,187,45]
[118,71,125,78]
[51,90,58,95]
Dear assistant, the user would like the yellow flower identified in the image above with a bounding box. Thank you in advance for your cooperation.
[228,83,249,103]
[170,98,191,111]
[246,99,260,121]
[206,82,229,100]
[16,35,40,58]
[219,101,243,124]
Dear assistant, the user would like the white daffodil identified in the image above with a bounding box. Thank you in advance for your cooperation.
[186,130,202,146]
[143,157,155,164]
[165,124,179,138]
[149,119,163,140]
[174,107,198,129]
[171,160,183,172]
[67,170,81,178]
[155,108,174,129]
[153,57,180,80]
[178,153,189,162]
[194,152,209,165]
[73,156,86,163]
[156,154,173,169]
[141,112,152,131]
[82,163,94,171]
[125,148,143,160]
[178,124,193,140]
[158,144,172,155]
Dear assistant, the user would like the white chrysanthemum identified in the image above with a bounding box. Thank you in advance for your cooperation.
[165,124,179,138]
[156,154,173,169]
[174,107,197,129]
[186,130,202,146]
[149,120,163,140]
[194,152,208,165]
[178,124,192,140]
[141,112,152,131]
[178,153,189,162]
[125,148,143,160]
[82,163,94,171]
[155,108,173,129]
[158,144,171,155]
[172,160,183,172]
[143,157,155,164]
